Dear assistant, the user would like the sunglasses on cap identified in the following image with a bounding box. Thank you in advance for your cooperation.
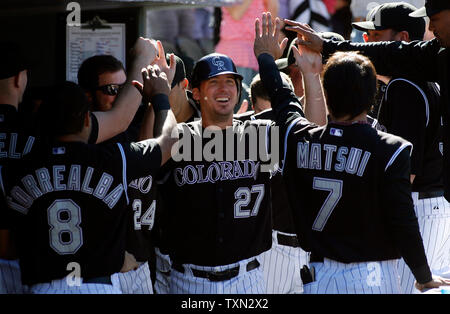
[96,83,125,96]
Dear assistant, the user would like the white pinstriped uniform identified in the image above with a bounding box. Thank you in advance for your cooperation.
[259,230,309,294]
[169,256,265,294]
[153,247,171,294]
[0,259,28,294]
[29,277,122,294]
[111,262,153,294]
[304,258,401,294]
[397,193,450,294]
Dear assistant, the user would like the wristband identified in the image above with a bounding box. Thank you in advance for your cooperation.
[151,94,171,111]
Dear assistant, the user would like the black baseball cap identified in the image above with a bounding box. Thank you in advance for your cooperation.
[352,2,425,41]
[0,41,30,79]
[276,32,345,70]
[410,0,450,17]
[275,39,296,71]
[166,53,186,88]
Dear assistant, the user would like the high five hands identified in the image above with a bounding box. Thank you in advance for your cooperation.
[254,12,288,60]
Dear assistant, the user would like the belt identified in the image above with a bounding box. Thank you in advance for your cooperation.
[172,259,260,282]
[83,276,112,285]
[418,190,444,199]
[309,253,324,263]
[277,232,300,247]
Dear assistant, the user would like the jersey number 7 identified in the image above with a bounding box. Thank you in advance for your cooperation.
[312,177,343,231]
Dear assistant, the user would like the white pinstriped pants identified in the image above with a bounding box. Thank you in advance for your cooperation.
[0,259,28,294]
[259,230,309,294]
[30,277,122,294]
[303,258,401,294]
[154,247,172,294]
[398,193,450,294]
[111,261,153,294]
[169,256,265,294]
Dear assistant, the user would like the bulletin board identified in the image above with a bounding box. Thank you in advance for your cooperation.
[66,23,126,83]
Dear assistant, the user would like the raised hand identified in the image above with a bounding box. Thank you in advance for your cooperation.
[284,19,324,53]
[254,12,288,60]
[132,64,171,103]
[291,40,323,75]
[129,37,158,67]
[152,40,176,87]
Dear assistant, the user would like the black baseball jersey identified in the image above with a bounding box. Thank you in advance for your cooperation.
[152,91,201,256]
[3,138,161,286]
[158,119,274,267]
[96,103,157,264]
[257,52,433,284]
[0,104,38,230]
[377,78,443,193]
[234,109,296,234]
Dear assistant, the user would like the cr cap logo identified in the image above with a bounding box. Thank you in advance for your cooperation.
[212,56,226,71]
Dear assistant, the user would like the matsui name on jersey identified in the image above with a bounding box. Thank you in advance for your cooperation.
[6,164,124,214]
[297,142,371,176]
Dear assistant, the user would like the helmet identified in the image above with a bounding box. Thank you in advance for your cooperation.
[191,53,243,89]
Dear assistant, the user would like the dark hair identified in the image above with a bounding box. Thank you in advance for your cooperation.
[249,74,270,106]
[77,55,125,91]
[39,81,90,136]
[322,52,377,120]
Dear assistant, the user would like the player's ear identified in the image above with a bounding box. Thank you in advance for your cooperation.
[85,91,93,106]
[181,78,189,90]
[397,31,410,42]
[192,87,201,101]
[84,111,90,127]
[363,33,369,43]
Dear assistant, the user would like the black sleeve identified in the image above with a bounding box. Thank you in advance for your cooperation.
[382,145,432,284]
[257,53,306,162]
[119,139,162,182]
[383,81,427,176]
[322,39,441,82]
[88,112,99,144]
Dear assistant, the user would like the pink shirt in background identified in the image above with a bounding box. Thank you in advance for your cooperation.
[215,0,266,71]
[322,0,337,15]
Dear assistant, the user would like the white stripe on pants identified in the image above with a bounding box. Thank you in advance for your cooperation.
[169,256,265,294]
[111,261,153,294]
[259,230,309,294]
[154,247,171,294]
[303,258,401,294]
[0,259,28,294]
[398,193,450,294]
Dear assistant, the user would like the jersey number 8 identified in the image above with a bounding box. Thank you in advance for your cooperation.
[47,199,83,255]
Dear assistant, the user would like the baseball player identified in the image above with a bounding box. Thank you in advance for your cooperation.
[2,62,177,294]
[234,72,311,294]
[77,50,171,294]
[156,32,308,293]
[152,53,202,295]
[352,2,449,293]
[256,12,450,293]
[0,42,35,294]
[157,52,272,294]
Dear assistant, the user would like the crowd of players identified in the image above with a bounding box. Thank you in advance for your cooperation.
[1,0,450,294]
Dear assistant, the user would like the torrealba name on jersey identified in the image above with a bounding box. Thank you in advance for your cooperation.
[174,160,260,186]
[7,164,124,213]
[297,142,371,176]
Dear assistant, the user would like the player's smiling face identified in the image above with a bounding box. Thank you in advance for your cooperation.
[193,74,238,122]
